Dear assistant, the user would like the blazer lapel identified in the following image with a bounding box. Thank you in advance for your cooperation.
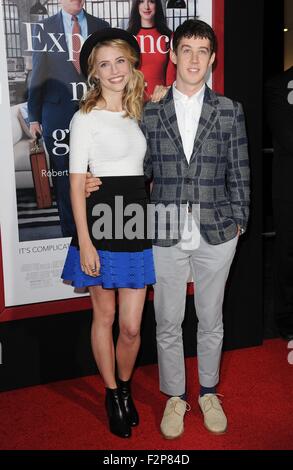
[189,86,220,163]
[86,11,98,34]
[56,11,68,55]
[158,88,186,162]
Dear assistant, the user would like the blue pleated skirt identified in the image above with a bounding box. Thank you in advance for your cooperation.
[61,245,156,289]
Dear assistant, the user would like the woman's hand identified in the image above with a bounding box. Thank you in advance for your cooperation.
[150,85,170,103]
[80,240,101,277]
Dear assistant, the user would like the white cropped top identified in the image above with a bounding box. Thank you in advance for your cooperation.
[69,109,147,176]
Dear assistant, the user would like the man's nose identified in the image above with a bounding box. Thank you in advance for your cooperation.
[191,52,199,63]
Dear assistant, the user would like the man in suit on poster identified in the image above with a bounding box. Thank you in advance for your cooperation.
[85,19,250,438]
[28,0,109,237]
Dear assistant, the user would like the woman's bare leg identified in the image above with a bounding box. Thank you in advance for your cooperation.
[116,287,147,381]
[89,285,116,388]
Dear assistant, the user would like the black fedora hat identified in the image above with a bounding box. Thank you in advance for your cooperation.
[80,27,141,78]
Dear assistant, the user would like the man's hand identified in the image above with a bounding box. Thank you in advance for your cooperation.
[29,122,42,139]
[85,171,102,198]
[150,85,170,103]
[237,225,245,236]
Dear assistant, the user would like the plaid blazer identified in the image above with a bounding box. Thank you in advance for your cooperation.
[142,85,250,246]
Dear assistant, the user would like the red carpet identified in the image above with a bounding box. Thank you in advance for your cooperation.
[0,339,292,450]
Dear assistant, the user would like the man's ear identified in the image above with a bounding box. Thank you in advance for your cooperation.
[170,49,177,66]
[209,52,216,67]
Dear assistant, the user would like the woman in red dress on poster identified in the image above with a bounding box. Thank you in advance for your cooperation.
[127,0,176,99]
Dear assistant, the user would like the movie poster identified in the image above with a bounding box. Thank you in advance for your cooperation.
[0,1,213,309]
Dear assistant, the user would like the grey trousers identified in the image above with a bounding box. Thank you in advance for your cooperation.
[153,234,238,396]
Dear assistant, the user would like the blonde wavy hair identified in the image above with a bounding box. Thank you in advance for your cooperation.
[80,39,144,121]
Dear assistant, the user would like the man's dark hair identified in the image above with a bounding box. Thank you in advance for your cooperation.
[173,19,217,55]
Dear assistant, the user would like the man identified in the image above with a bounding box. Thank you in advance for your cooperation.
[85,19,250,438]
[28,0,109,237]
[265,67,293,340]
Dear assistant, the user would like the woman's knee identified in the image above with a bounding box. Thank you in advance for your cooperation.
[91,295,116,326]
[119,322,141,342]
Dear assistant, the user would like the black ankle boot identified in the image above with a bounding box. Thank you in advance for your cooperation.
[118,379,139,427]
[105,388,131,438]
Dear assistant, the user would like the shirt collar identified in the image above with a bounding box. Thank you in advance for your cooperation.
[62,8,85,23]
[173,82,205,105]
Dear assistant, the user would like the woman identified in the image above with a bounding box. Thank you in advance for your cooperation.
[61,28,156,439]
[128,0,176,99]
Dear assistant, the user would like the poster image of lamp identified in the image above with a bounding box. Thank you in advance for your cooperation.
[30,0,48,20]
[167,0,187,8]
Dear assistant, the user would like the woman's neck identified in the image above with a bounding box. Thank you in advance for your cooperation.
[97,91,123,112]
[141,19,155,28]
